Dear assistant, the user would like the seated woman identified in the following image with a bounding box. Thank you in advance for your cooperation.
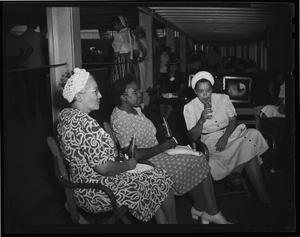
[183,71,272,209]
[110,74,233,224]
[261,71,287,118]
[57,67,177,224]
[157,55,186,123]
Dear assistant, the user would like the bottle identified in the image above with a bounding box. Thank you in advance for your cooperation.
[163,117,173,139]
[127,133,136,159]
[204,101,213,119]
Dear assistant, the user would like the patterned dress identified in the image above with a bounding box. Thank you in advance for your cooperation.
[57,108,174,222]
[110,107,211,196]
[184,93,269,180]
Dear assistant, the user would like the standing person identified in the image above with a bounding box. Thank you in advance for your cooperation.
[183,71,272,211]
[57,67,177,224]
[110,75,233,224]
[5,22,33,121]
[19,18,49,119]
[157,55,186,123]
[132,26,149,98]
[159,45,171,79]
[109,15,139,87]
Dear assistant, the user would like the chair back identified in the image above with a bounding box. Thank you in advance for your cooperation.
[103,122,124,161]
[46,136,86,224]
[254,105,266,131]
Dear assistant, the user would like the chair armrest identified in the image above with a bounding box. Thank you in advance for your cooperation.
[260,131,277,152]
[187,133,209,162]
[53,159,120,220]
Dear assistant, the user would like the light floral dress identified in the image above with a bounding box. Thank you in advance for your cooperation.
[184,93,269,180]
[110,107,211,196]
[57,108,174,222]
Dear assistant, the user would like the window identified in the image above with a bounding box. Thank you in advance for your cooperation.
[104,31,117,39]
[81,29,100,39]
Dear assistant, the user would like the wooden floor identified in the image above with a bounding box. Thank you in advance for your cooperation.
[4,108,296,233]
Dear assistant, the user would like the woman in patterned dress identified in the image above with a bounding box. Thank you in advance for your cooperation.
[57,68,177,224]
[109,15,139,87]
[183,71,272,209]
[110,75,233,224]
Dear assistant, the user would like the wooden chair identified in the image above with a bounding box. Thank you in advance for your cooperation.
[46,136,132,224]
[188,134,251,199]
[254,105,278,176]
[236,106,275,185]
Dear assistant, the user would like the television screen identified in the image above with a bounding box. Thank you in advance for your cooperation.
[223,76,252,104]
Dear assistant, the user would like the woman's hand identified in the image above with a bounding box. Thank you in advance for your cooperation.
[124,158,137,170]
[159,139,177,152]
[215,135,229,151]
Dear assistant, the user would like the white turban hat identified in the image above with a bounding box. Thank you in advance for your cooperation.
[191,71,215,89]
[62,68,90,103]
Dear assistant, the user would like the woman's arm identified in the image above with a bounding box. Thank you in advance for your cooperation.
[121,139,176,161]
[93,158,136,176]
[215,116,237,151]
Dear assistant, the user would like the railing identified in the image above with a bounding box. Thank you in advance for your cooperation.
[5,62,67,73]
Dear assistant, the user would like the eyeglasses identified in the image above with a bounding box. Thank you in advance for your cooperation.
[84,89,100,95]
[123,89,142,96]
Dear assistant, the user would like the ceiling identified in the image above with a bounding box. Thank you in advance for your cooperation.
[3,2,293,43]
[138,2,293,42]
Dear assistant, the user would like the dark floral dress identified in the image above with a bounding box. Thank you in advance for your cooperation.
[57,108,174,222]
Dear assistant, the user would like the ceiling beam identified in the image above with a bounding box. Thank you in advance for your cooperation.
[137,7,195,41]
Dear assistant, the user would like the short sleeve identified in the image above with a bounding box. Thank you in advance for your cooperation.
[183,103,198,131]
[223,95,237,117]
[112,34,123,52]
[82,118,114,168]
[111,118,134,149]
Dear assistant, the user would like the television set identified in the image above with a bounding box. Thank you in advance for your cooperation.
[222,76,252,106]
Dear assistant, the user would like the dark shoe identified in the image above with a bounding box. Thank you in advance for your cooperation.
[229,172,241,187]
[257,200,275,215]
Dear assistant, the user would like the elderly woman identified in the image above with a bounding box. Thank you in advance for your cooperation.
[57,68,177,224]
[183,71,272,209]
[109,15,139,87]
[110,74,233,224]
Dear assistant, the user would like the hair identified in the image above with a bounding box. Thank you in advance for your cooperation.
[111,15,121,24]
[194,79,213,91]
[112,74,136,105]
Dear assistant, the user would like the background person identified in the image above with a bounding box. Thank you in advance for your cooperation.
[57,68,177,224]
[109,15,139,87]
[157,55,186,123]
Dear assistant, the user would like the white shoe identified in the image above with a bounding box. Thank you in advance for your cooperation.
[201,211,234,224]
[191,206,204,220]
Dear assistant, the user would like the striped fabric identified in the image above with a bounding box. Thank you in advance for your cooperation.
[109,53,140,87]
